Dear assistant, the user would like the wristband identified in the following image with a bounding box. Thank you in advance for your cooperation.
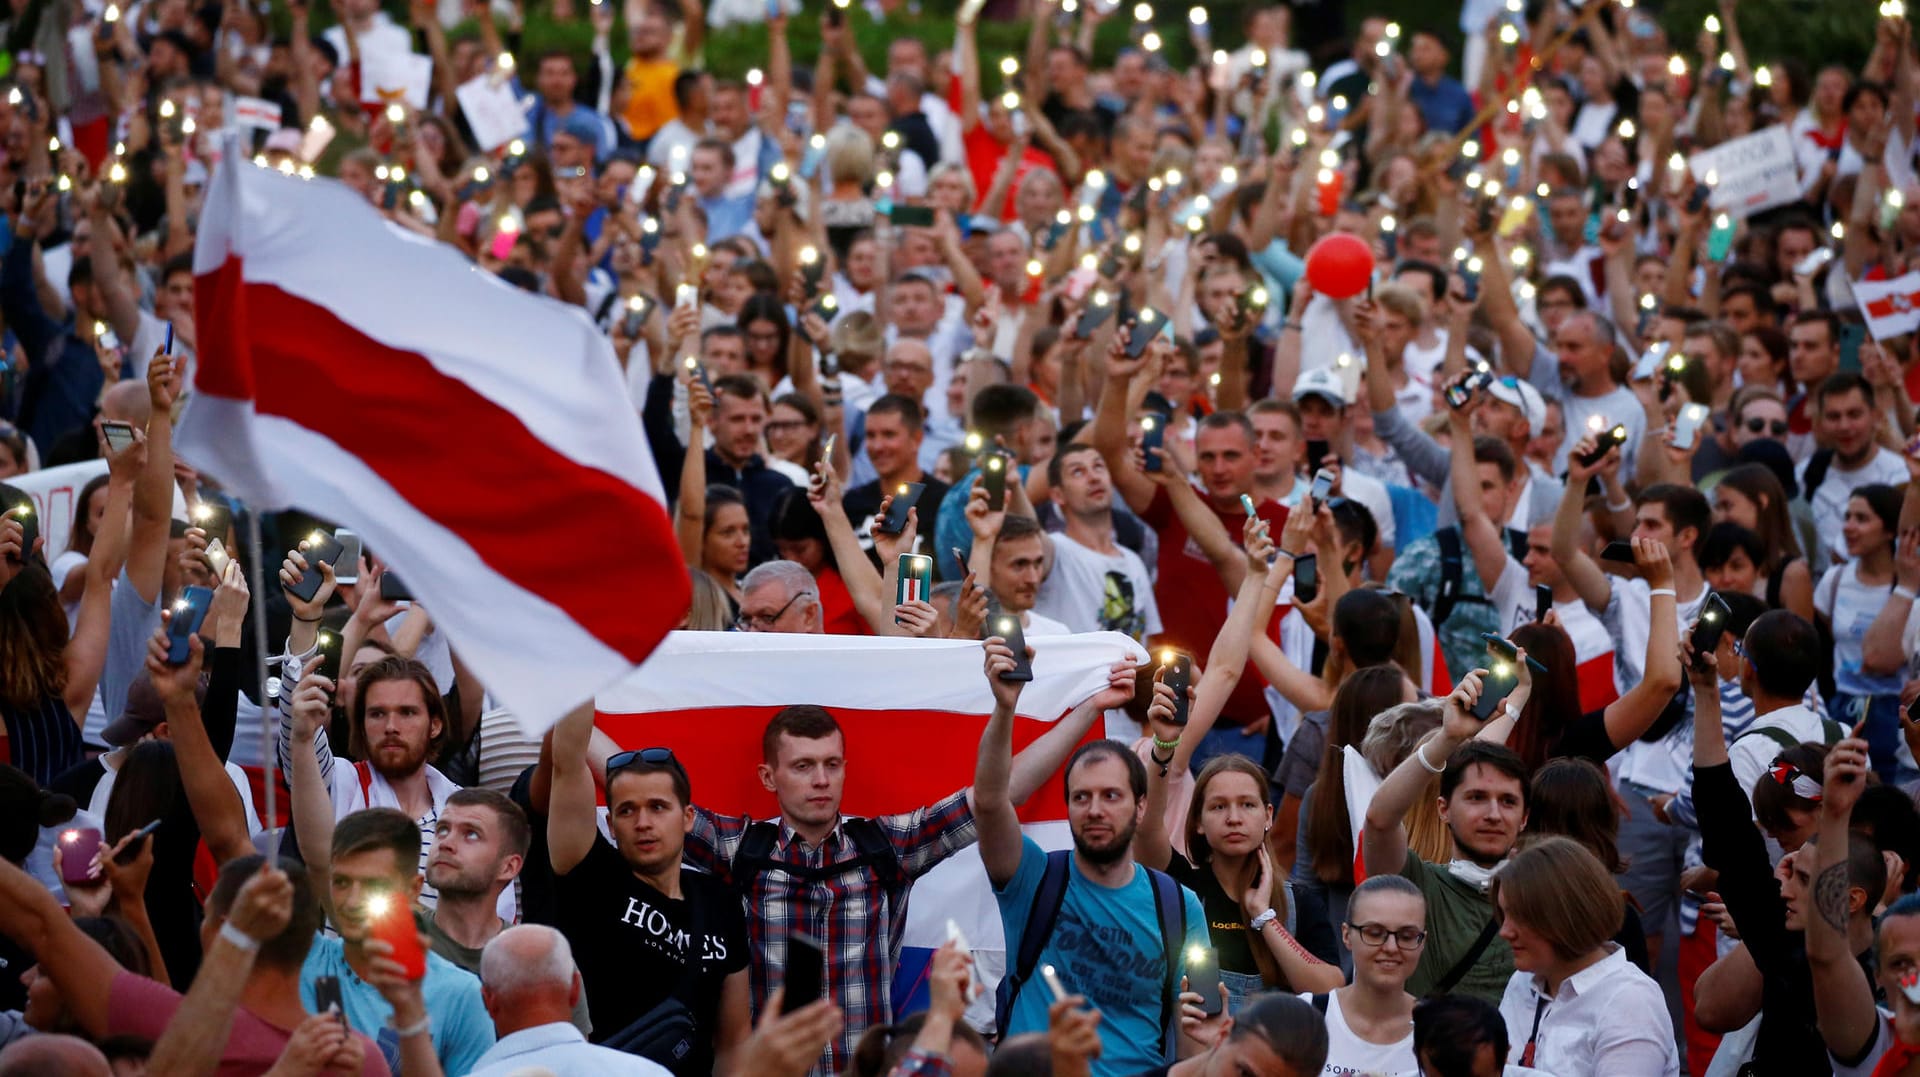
[390,1015,432,1038]
[1415,739,1446,774]
[292,613,321,623]
[1273,549,1296,560]
[1604,498,1633,513]
[1647,588,1676,598]
[1152,734,1181,751]
[1249,908,1278,931]
[1283,320,1303,332]
[218,920,261,952]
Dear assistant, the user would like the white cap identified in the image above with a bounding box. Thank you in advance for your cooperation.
[1290,368,1349,407]
[1486,375,1547,431]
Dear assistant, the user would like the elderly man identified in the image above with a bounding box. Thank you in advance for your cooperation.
[468,926,667,1077]
[0,1035,110,1076]
[737,560,824,633]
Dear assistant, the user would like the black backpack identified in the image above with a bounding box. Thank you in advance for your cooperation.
[1431,526,1531,626]
[730,818,905,896]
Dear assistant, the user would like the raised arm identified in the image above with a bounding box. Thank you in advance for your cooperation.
[128,354,180,604]
[63,432,140,716]
[286,662,339,898]
[149,625,254,866]
[1364,673,1497,878]
[1089,324,1158,514]
[1463,217,1541,378]
[1599,540,1683,747]
[1551,436,1616,612]
[0,857,122,1038]
[1807,735,1882,1065]
[1009,661,1134,804]
[547,701,600,876]
[83,191,143,343]
[1446,395,1511,593]
[677,358,712,570]
[147,867,294,1077]
[975,638,1028,888]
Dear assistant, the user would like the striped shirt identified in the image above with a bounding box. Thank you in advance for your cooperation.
[2,695,84,787]
[685,793,977,1077]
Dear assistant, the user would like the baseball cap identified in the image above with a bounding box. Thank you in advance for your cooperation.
[1291,368,1349,407]
[1486,375,1547,431]
[102,671,206,748]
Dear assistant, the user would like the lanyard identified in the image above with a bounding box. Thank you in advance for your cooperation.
[1519,995,1551,1068]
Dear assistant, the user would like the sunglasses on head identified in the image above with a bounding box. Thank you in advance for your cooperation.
[1744,417,1789,436]
[607,746,677,776]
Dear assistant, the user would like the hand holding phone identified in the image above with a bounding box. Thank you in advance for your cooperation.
[287,530,346,602]
[165,586,214,664]
[984,612,1034,682]
[1184,946,1225,1017]
[366,893,427,980]
[877,482,925,534]
[1159,650,1192,725]
[58,827,103,884]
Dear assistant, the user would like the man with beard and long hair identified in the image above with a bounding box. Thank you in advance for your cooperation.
[975,637,1208,1077]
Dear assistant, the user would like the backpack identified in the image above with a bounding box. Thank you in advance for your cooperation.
[730,818,905,897]
[1733,721,1846,755]
[993,851,1186,1057]
[1431,527,1531,627]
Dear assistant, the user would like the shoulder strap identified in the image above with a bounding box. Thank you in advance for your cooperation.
[1504,527,1530,563]
[1433,527,1466,627]
[1312,992,1331,1015]
[1147,866,1185,1061]
[1803,448,1835,505]
[995,851,1074,1037]
[1818,719,1846,745]
[1430,911,1502,998]
[354,761,374,807]
[731,821,780,897]
[1733,725,1806,754]
[842,817,904,887]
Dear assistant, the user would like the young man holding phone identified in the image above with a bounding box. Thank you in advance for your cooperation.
[546,705,751,1075]
[965,490,1070,636]
[675,681,1123,1075]
[1033,443,1161,641]
[974,638,1208,1076]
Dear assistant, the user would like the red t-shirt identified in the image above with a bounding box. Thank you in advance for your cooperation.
[1140,485,1290,725]
[817,565,872,636]
[948,74,1056,219]
[109,971,390,1077]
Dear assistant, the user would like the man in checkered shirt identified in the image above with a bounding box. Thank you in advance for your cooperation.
[684,671,1130,1076]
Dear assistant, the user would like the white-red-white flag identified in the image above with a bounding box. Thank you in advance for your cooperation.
[1854,272,1920,342]
[182,153,687,733]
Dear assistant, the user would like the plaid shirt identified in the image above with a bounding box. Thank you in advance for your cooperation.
[686,789,977,1077]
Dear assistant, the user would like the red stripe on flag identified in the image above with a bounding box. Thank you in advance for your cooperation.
[597,707,1097,824]
[194,258,255,400]
[1868,297,1897,320]
[195,256,687,662]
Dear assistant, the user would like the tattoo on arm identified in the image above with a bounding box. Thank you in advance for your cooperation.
[1815,862,1853,935]
[1268,923,1327,966]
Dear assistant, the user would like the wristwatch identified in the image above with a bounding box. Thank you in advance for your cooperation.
[1249,908,1278,932]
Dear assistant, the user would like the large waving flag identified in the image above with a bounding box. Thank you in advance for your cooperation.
[183,153,687,732]
[595,630,1149,1024]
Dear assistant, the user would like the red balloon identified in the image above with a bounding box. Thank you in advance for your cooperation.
[1304,233,1375,300]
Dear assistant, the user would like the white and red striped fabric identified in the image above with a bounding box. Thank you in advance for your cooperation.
[182,153,686,733]
[594,629,1148,1020]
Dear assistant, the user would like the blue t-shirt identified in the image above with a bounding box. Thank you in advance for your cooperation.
[994,837,1209,1077]
[300,932,495,1076]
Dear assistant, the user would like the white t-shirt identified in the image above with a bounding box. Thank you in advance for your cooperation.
[1602,577,1708,792]
[1801,448,1910,566]
[1302,989,1417,1076]
[1023,610,1071,637]
[90,750,263,837]
[1727,703,1836,812]
[1816,561,1907,698]
[1488,555,1534,637]
[1034,531,1162,642]
[1339,466,1398,553]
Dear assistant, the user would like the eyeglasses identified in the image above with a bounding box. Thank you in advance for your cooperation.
[1743,417,1790,436]
[1768,759,1824,801]
[764,420,808,434]
[735,590,815,631]
[607,746,677,776]
[1345,922,1427,949]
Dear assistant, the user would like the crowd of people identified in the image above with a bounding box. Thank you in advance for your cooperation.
[1,0,1920,1071]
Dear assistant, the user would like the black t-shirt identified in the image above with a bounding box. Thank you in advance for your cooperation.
[1553,709,1622,766]
[555,837,749,1075]
[1164,851,1340,981]
[844,473,953,574]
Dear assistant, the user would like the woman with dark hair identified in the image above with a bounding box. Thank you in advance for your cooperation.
[1525,758,1650,971]
[737,293,790,390]
[53,473,109,620]
[1737,327,1792,397]
[0,451,135,786]
[1500,606,1684,775]
[1818,483,1906,782]
[1711,463,1813,618]
[765,392,822,473]
[1296,664,1415,967]
[673,375,748,617]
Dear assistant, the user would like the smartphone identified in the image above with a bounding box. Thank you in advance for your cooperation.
[1690,592,1734,664]
[368,894,426,980]
[895,553,932,615]
[621,295,651,337]
[676,282,699,309]
[684,355,713,394]
[1686,183,1712,214]
[287,530,346,602]
[1040,963,1070,1004]
[782,933,825,1012]
[332,529,363,587]
[985,611,1034,681]
[888,203,936,227]
[877,481,925,535]
[1304,439,1330,469]
[1125,310,1163,359]
[1076,292,1117,338]
[1599,540,1636,564]
[1795,246,1835,278]
[313,974,346,1029]
[1309,468,1335,507]
[114,819,161,863]
[379,570,414,602]
[1141,413,1167,473]
[1160,650,1192,726]
[95,321,120,354]
[1445,370,1492,410]
[165,586,214,664]
[1577,424,1629,467]
[101,420,137,453]
[982,453,1009,511]
[314,626,344,683]
[1534,583,1552,623]
[205,537,233,578]
[1293,552,1320,603]
[1471,649,1521,721]
[1671,403,1710,451]
[1184,945,1225,1017]
[58,827,103,884]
